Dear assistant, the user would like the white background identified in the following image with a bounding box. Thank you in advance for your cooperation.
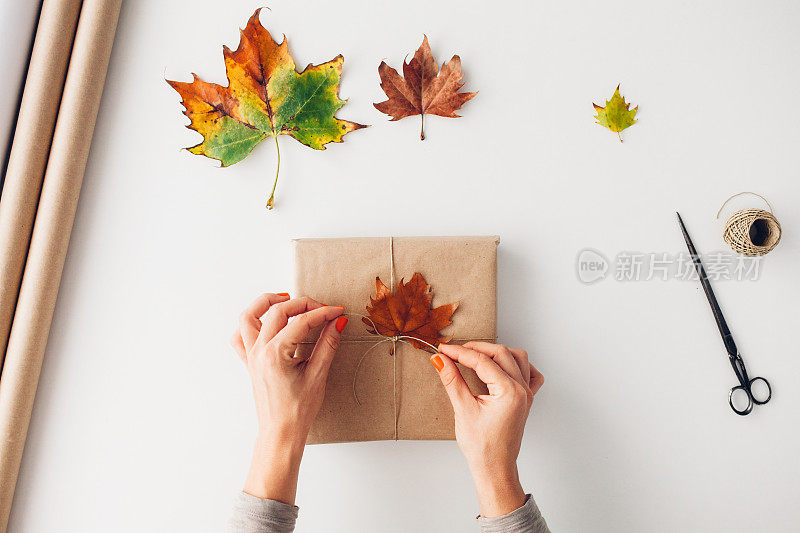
[0,0,41,176]
[8,0,800,531]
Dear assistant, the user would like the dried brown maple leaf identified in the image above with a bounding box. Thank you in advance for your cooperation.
[374,36,476,140]
[363,272,459,351]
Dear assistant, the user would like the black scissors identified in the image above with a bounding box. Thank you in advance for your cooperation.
[676,212,772,415]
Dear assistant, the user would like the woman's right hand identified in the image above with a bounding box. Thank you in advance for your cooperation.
[229,293,346,505]
[431,342,544,518]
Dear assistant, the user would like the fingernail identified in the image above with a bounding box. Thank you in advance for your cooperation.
[335,316,348,333]
[430,354,444,372]
[277,293,290,297]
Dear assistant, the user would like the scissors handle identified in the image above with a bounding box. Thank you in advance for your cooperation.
[749,376,772,405]
[728,385,752,416]
[728,377,772,416]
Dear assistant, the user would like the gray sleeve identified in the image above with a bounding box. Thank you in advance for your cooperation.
[227,492,299,533]
[477,495,550,533]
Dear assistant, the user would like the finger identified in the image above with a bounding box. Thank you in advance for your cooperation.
[529,363,545,395]
[271,306,344,358]
[462,342,526,387]
[430,352,476,412]
[438,344,518,394]
[229,331,246,363]
[238,293,290,351]
[306,315,347,379]
[509,348,531,386]
[259,296,327,343]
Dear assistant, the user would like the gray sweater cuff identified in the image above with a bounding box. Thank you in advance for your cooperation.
[227,492,299,533]
[477,495,550,533]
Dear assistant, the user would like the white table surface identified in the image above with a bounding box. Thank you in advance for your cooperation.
[9,0,800,531]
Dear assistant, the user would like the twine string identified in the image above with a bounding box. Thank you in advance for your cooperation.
[392,339,397,439]
[349,236,441,439]
[349,330,441,407]
[347,237,442,440]
[716,191,774,219]
[389,236,394,292]
[389,237,396,439]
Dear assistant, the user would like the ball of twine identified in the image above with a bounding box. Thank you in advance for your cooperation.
[716,192,781,257]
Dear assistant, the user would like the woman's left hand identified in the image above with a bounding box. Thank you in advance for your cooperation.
[230,293,347,504]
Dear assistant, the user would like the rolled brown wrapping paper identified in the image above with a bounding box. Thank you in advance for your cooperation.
[0,0,122,529]
[0,0,82,368]
[294,236,498,443]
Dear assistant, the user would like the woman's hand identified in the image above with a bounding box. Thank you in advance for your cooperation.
[230,293,347,504]
[431,342,544,518]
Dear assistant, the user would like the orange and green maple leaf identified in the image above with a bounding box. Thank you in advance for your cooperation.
[167,9,366,209]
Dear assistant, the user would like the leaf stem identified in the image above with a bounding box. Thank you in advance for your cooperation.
[266,135,280,210]
[420,113,425,141]
[617,131,622,143]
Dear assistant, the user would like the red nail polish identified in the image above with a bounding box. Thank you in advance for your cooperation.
[335,316,348,333]
[430,354,444,372]
[277,293,290,297]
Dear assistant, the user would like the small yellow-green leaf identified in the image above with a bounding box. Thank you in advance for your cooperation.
[593,85,638,142]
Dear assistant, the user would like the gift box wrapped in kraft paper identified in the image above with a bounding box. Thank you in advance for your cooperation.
[293,236,499,443]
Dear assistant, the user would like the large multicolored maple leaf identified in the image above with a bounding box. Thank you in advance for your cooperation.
[364,272,459,352]
[374,36,476,140]
[167,9,366,209]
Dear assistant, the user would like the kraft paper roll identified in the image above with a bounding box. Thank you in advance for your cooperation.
[0,0,82,370]
[0,0,122,529]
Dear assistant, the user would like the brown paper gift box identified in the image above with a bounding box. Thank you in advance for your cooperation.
[293,236,499,443]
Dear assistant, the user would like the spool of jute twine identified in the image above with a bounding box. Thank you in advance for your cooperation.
[716,192,781,257]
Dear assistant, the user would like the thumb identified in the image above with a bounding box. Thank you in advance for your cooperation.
[306,315,347,379]
[430,352,475,412]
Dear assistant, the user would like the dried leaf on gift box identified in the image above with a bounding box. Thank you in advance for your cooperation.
[167,8,366,209]
[363,272,459,353]
[593,84,638,142]
[374,36,476,140]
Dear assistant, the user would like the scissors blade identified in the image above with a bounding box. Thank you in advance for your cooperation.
[676,212,738,357]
